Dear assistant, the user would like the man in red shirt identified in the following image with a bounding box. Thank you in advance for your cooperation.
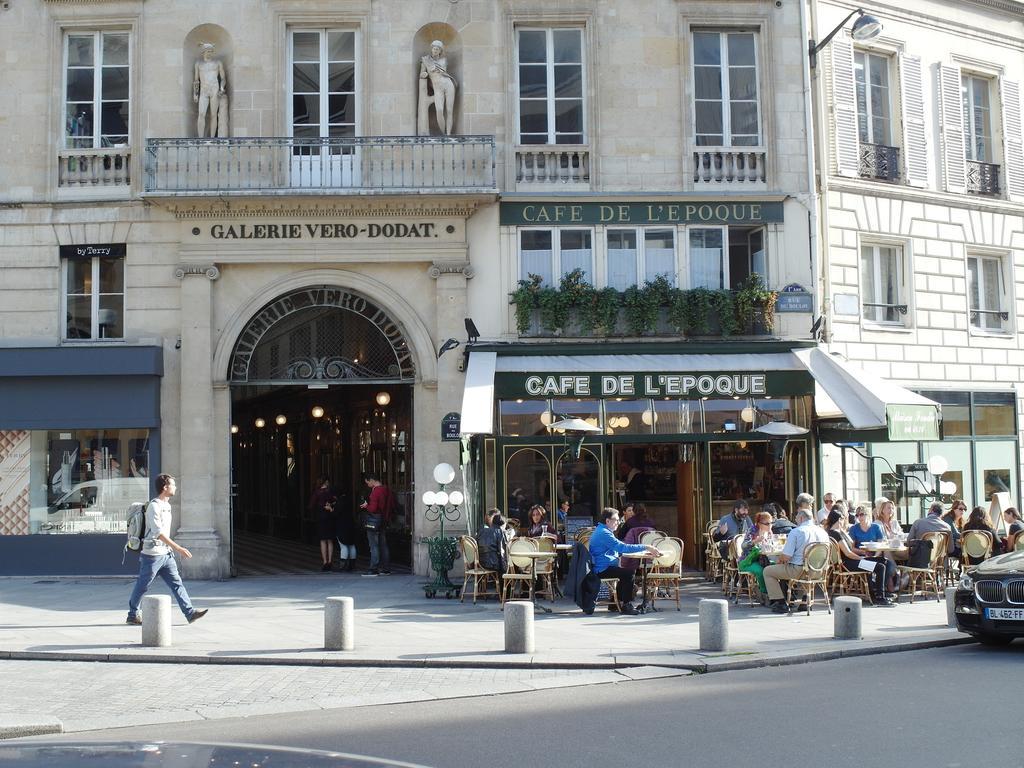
[360,473,392,575]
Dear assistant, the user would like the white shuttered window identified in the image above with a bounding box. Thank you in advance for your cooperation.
[899,53,928,187]
[830,36,859,176]
[939,64,967,193]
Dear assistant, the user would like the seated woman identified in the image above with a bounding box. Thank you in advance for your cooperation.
[963,506,1001,562]
[477,511,509,574]
[526,504,558,538]
[826,510,894,606]
[1002,507,1024,552]
[847,505,897,593]
[738,511,776,597]
[619,503,656,573]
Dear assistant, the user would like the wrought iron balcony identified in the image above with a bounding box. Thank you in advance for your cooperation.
[693,147,766,185]
[858,143,900,182]
[143,135,496,196]
[966,160,1000,196]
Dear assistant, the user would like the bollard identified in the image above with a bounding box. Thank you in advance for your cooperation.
[698,598,729,652]
[324,596,355,651]
[141,595,171,647]
[945,586,957,628]
[504,600,535,654]
[833,596,862,639]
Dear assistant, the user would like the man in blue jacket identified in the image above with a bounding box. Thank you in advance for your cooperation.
[589,507,661,615]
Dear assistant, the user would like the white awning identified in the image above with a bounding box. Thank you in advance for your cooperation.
[793,347,939,431]
[459,351,496,436]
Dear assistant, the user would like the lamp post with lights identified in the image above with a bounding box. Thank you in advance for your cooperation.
[422,462,465,598]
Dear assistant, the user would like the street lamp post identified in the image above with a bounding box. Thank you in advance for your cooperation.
[808,8,883,69]
[422,462,465,599]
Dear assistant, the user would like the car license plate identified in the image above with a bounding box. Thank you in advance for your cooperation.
[986,607,1024,621]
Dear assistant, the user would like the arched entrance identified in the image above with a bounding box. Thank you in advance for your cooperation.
[228,285,415,575]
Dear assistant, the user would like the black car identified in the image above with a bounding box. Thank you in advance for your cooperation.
[954,548,1024,645]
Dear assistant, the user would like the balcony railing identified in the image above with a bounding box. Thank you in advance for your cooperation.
[58,147,131,188]
[693,147,766,184]
[143,135,496,195]
[859,143,900,182]
[967,160,1000,196]
[515,145,590,185]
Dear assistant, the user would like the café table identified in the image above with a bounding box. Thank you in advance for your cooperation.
[513,550,557,613]
[859,542,908,554]
[621,551,658,613]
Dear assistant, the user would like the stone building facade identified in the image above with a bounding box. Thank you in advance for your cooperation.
[813,0,1024,522]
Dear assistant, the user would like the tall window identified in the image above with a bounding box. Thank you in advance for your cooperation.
[967,254,1007,331]
[692,31,760,147]
[64,253,124,340]
[689,228,726,289]
[517,28,584,144]
[289,30,356,142]
[962,75,993,162]
[64,32,130,148]
[860,244,906,325]
[606,229,676,290]
[519,229,593,285]
[854,51,891,145]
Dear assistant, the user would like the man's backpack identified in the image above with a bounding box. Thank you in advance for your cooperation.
[122,500,153,563]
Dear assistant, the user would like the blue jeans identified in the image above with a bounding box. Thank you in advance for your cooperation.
[128,552,195,619]
[366,515,389,570]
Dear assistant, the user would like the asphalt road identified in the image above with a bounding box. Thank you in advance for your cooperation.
[32,643,1024,768]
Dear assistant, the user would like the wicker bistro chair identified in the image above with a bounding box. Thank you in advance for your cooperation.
[898,532,947,603]
[828,539,873,603]
[531,535,558,603]
[721,535,744,598]
[502,537,540,605]
[581,530,622,611]
[644,536,685,610]
[458,535,501,604]
[639,530,668,546]
[704,521,723,582]
[730,536,761,607]
[784,541,833,615]
[1016,535,1024,552]
[961,529,994,569]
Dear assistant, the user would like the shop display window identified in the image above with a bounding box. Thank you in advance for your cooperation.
[604,399,650,435]
[549,399,601,430]
[499,399,549,436]
[653,399,698,434]
[703,399,744,433]
[973,392,1015,436]
[0,429,151,536]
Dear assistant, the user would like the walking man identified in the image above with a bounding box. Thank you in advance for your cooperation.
[360,473,392,575]
[126,474,208,625]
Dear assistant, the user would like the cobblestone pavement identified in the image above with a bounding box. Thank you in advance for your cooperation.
[0,660,674,733]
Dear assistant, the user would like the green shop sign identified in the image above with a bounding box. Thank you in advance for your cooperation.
[495,371,813,399]
[500,200,784,226]
[886,404,940,441]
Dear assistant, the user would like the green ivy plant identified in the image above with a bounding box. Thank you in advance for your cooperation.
[711,290,739,336]
[510,273,543,335]
[669,286,713,335]
[734,273,778,333]
[580,286,620,335]
[622,275,674,336]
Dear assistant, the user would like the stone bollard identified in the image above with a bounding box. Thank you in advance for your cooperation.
[945,587,957,628]
[504,601,535,654]
[698,599,729,652]
[833,596,862,639]
[324,597,355,651]
[141,595,171,647]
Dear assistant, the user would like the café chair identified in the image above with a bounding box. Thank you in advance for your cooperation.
[574,527,595,548]
[828,540,872,603]
[531,535,558,603]
[721,535,744,598]
[961,529,994,569]
[1015,535,1024,552]
[638,530,667,546]
[580,532,622,611]
[502,537,539,605]
[643,536,684,610]
[729,536,760,607]
[898,532,946,603]
[704,520,723,582]
[784,541,832,615]
[458,535,500,604]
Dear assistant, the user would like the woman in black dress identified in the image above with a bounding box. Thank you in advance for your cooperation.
[310,477,337,571]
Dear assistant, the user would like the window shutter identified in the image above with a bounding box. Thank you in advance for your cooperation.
[899,53,928,187]
[938,64,966,194]
[1000,78,1024,199]
[830,36,859,177]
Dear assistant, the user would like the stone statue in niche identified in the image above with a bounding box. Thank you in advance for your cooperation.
[417,40,457,135]
[193,42,228,137]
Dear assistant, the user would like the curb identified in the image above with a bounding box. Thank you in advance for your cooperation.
[0,715,63,741]
[0,632,972,673]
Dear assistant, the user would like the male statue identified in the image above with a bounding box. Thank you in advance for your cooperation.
[193,43,227,137]
[418,39,457,135]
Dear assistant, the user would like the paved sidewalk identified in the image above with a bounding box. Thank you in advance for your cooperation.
[0,572,965,671]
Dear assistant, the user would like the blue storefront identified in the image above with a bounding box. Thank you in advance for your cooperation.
[0,345,162,575]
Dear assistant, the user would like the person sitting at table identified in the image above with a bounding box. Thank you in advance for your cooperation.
[738,511,776,597]
[619,503,656,574]
[771,504,796,534]
[873,497,902,540]
[589,507,661,615]
[477,511,508,575]
[963,506,1002,562]
[826,510,894,606]
[526,504,558,538]
[762,495,829,613]
[714,499,753,559]
[848,504,885,547]
[908,501,958,554]
[1002,507,1023,551]
[615,502,635,539]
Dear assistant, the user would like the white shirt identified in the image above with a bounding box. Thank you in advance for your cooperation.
[816,506,830,524]
[781,518,829,565]
[142,497,172,556]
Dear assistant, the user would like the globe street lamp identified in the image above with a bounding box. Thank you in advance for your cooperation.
[422,462,465,599]
[808,8,883,69]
